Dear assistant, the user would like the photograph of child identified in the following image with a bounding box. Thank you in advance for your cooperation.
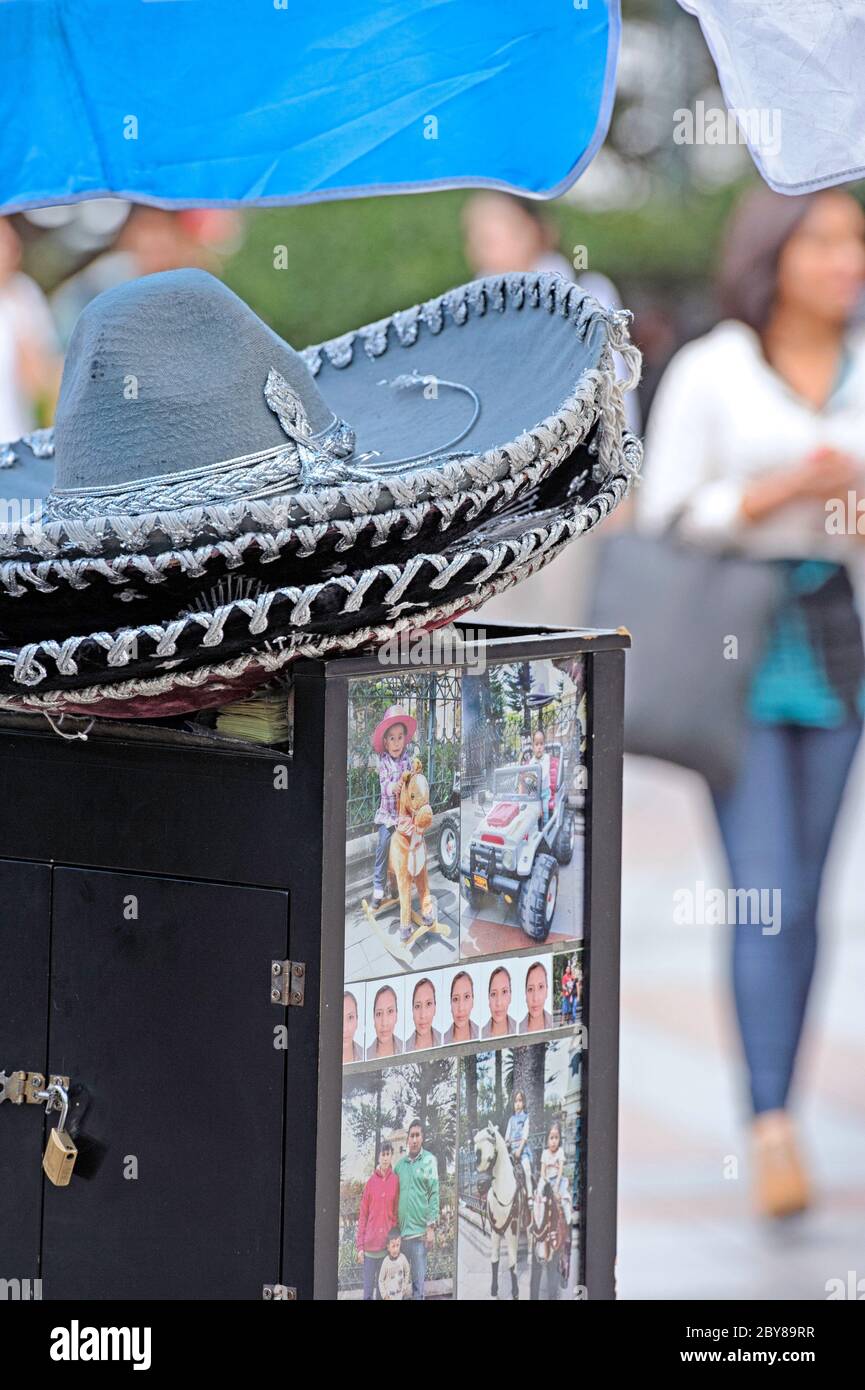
[539,1121,570,1219]
[344,674,461,984]
[372,706,417,913]
[339,1059,457,1300]
[460,658,587,959]
[506,1088,534,1198]
[519,959,553,1033]
[528,725,551,810]
[356,1139,399,1299]
[443,968,480,1044]
[405,975,447,1053]
[530,1042,582,1302]
[343,987,365,1064]
[366,978,405,1060]
[378,1228,412,1300]
[553,949,584,1028]
[457,1038,581,1301]
[481,962,518,1041]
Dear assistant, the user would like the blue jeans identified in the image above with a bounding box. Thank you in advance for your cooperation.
[402,1235,427,1300]
[362,1254,382,1300]
[712,720,861,1115]
[373,824,393,895]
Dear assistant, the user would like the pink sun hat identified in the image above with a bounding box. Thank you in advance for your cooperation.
[372,705,418,755]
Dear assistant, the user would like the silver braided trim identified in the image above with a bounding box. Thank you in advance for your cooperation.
[593,310,643,482]
[0,469,631,713]
[44,443,303,521]
[0,437,639,703]
[0,378,606,596]
[0,272,640,566]
[38,411,358,524]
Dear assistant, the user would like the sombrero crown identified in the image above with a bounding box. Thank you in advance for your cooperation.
[50,268,352,504]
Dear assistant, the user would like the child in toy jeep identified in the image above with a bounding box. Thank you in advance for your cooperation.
[461,751,577,942]
[520,732,564,823]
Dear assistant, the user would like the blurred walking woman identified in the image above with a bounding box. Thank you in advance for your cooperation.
[641,187,865,1218]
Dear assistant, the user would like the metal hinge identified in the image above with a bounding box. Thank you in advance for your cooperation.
[0,1070,69,1105]
[270,960,305,1007]
[262,1284,296,1300]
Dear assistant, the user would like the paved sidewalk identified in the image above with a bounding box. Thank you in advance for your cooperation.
[617,752,865,1300]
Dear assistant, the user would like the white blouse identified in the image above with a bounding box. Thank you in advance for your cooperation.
[638,319,865,564]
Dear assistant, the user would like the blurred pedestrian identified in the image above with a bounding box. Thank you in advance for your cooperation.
[0,217,62,438]
[50,206,236,347]
[463,192,640,628]
[640,187,865,1219]
[462,192,641,434]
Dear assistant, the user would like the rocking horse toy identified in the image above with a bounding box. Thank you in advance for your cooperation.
[362,758,452,967]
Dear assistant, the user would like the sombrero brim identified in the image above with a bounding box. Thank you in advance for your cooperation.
[0,434,639,716]
[0,273,637,639]
[0,414,602,645]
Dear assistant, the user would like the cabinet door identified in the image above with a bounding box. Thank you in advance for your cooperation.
[41,869,290,1300]
[0,859,51,1283]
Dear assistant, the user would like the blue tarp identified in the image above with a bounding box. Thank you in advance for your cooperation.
[0,0,619,212]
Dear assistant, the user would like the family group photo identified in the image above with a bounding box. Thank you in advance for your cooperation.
[338,1058,457,1300]
[553,949,585,1029]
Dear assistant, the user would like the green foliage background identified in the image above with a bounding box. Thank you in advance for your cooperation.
[223,185,740,349]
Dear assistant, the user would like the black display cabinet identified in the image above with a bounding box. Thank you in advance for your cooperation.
[0,623,627,1302]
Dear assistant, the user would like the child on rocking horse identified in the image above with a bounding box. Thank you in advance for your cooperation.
[371,705,417,907]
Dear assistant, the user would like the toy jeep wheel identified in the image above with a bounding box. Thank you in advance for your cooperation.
[554,810,576,866]
[437,813,461,881]
[518,853,559,941]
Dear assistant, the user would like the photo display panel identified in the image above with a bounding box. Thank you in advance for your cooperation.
[339,658,588,1300]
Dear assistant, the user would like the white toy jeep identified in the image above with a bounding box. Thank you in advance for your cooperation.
[460,744,577,941]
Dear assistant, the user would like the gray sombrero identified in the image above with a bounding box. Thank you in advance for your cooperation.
[0,268,640,717]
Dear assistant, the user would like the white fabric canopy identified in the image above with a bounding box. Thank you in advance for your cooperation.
[679,0,865,194]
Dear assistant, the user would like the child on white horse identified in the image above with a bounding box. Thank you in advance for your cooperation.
[505,1090,533,1199]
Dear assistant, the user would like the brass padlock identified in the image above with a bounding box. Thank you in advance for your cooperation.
[42,1085,77,1187]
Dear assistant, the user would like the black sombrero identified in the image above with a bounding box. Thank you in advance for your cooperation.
[0,269,640,717]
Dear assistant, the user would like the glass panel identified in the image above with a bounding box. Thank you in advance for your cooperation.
[338,655,587,1301]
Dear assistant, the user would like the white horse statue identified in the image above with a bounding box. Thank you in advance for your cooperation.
[473,1122,530,1300]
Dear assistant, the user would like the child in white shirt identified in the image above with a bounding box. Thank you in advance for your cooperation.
[540,1120,572,1224]
[378,1229,412,1301]
[531,727,552,822]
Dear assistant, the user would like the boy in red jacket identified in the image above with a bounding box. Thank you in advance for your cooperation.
[356,1140,400,1299]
